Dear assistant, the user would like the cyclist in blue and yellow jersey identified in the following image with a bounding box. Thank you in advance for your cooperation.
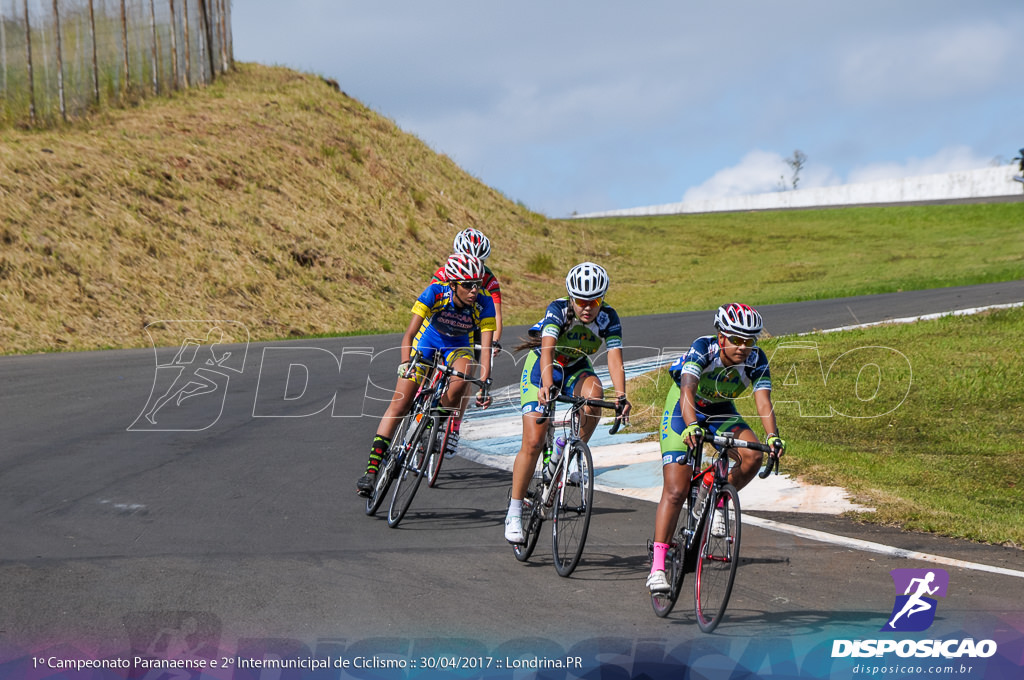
[429,228,504,457]
[647,303,786,593]
[503,262,631,543]
[356,253,495,496]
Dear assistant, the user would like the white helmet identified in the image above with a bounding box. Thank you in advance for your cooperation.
[565,262,609,300]
[453,228,491,261]
[714,303,763,338]
[444,252,485,281]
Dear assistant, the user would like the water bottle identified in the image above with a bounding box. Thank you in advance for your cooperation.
[544,436,567,480]
[693,470,714,517]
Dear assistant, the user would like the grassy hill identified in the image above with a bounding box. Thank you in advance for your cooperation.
[2,62,1022,355]
[0,63,612,354]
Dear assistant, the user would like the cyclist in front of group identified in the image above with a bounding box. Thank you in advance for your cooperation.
[504,262,631,543]
[647,303,786,593]
[356,252,495,496]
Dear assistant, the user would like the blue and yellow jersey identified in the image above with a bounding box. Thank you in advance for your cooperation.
[411,282,497,349]
[527,298,622,367]
[668,335,772,404]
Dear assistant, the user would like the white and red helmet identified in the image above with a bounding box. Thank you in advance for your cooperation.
[714,303,763,338]
[453,228,491,261]
[444,252,485,282]
[565,262,609,300]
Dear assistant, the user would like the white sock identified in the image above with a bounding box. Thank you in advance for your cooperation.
[507,499,523,518]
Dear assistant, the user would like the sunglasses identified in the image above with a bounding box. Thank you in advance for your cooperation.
[721,333,757,347]
[571,296,603,309]
[455,280,483,291]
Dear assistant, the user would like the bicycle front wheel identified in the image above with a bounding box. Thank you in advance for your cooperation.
[386,416,433,528]
[365,411,416,516]
[551,441,594,577]
[694,483,742,633]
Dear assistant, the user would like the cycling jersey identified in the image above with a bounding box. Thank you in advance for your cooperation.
[519,298,623,414]
[660,335,773,465]
[668,335,772,406]
[411,282,496,362]
[527,298,622,367]
[431,264,502,305]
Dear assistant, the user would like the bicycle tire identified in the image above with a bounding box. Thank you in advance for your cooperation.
[426,417,453,488]
[694,483,742,633]
[386,415,434,528]
[512,487,543,561]
[551,440,594,577]
[365,410,416,516]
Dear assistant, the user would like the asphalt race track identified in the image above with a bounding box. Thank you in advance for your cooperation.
[2,280,1023,678]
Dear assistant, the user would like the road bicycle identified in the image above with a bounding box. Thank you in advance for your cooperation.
[512,390,626,577]
[649,432,780,632]
[364,351,489,528]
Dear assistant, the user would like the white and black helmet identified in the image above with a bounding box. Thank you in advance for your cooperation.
[565,262,609,301]
[453,228,491,261]
[714,302,763,338]
[444,252,485,282]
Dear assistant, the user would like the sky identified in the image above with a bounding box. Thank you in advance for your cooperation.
[231,1,1024,218]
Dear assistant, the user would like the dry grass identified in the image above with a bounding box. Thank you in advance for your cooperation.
[0,63,611,353]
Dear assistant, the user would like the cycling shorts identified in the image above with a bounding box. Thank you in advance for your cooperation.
[519,349,596,415]
[660,382,750,467]
[409,334,475,384]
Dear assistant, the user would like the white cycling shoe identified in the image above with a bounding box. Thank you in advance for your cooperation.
[646,569,670,593]
[504,514,525,544]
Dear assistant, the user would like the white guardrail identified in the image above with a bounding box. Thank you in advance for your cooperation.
[574,165,1023,218]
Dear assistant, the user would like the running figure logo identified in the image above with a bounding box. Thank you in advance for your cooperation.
[129,321,249,432]
[882,568,949,632]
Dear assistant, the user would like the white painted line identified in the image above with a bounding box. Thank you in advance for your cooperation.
[799,302,1024,335]
[745,514,1024,580]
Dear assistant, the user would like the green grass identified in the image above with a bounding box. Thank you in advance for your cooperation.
[584,204,1024,316]
[627,306,1024,546]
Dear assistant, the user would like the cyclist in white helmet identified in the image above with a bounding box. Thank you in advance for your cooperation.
[428,228,504,457]
[356,253,495,496]
[503,262,631,544]
[646,302,786,593]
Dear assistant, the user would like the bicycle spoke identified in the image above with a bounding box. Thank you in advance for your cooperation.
[694,484,741,632]
[513,488,543,561]
[387,415,433,528]
[551,441,594,577]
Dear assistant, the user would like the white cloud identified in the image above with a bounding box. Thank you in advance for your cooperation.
[682,150,843,201]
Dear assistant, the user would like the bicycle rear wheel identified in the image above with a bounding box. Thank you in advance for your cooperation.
[512,486,543,561]
[651,542,684,617]
[551,441,594,577]
[694,483,742,633]
[386,416,433,528]
[426,417,453,488]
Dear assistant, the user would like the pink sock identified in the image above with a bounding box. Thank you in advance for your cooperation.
[652,542,669,572]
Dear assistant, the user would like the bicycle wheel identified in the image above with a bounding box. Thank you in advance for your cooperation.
[365,411,416,516]
[551,441,594,576]
[651,542,684,617]
[512,486,543,561]
[694,483,742,633]
[386,415,433,528]
[426,417,453,488]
